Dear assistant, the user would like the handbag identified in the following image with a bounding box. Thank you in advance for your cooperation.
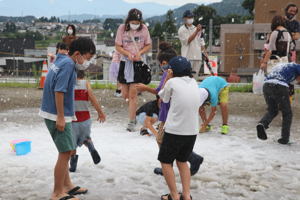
[130,33,152,85]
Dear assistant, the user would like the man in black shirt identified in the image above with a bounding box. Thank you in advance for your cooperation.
[136,99,159,136]
[285,3,300,62]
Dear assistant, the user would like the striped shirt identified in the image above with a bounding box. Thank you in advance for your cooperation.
[74,80,90,122]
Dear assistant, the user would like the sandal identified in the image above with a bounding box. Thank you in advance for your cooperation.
[67,186,88,195]
[180,194,193,200]
[58,195,76,200]
[161,194,173,200]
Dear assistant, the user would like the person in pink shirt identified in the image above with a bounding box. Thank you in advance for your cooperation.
[115,8,152,132]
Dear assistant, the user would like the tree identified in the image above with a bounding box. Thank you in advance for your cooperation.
[193,5,218,29]
[4,22,17,33]
[151,22,163,39]
[103,18,123,32]
[162,10,177,37]
[242,0,255,16]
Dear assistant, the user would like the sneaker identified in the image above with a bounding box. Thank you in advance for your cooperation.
[69,154,79,172]
[126,121,136,132]
[91,150,101,164]
[154,167,163,176]
[278,138,289,145]
[189,153,204,176]
[114,92,122,97]
[221,125,229,135]
[256,123,267,140]
[140,129,150,136]
[206,124,213,131]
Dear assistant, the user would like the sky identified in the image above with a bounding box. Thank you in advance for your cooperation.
[0,0,222,17]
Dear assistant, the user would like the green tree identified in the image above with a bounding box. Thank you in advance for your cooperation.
[193,5,218,29]
[162,10,177,37]
[103,18,123,32]
[242,0,255,16]
[4,22,17,33]
[151,22,163,39]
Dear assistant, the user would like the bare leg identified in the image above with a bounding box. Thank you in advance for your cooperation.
[177,161,192,200]
[128,84,138,121]
[161,163,180,200]
[199,106,207,123]
[220,103,228,125]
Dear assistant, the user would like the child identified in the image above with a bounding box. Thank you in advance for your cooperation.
[199,76,229,134]
[109,51,122,97]
[136,42,204,177]
[39,37,96,200]
[69,70,106,172]
[136,97,159,136]
[257,62,300,144]
[158,56,209,200]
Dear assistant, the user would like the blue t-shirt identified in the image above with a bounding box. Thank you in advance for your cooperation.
[265,63,300,87]
[40,54,77,122]
[199,76,228,107]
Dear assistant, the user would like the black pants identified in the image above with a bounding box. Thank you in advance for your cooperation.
[259,83,292,140]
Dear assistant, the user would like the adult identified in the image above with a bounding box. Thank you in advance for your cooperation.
[115,8,152,131]
[63,24,77,48]
[285,3,300,62]
[178,10,206,81]
[260,15,291,73]
[256,63,300,145]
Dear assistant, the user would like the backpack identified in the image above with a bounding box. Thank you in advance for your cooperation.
[271,30,290,58]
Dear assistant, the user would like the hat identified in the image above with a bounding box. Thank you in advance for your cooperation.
[183,10,194,18]
[168,56,192,75]
[127,8,143,21]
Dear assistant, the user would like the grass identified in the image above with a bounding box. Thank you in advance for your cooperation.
[35,39,61,49]
[0,82,38,88]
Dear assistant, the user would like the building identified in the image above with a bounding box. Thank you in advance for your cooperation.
[220,0,300,79]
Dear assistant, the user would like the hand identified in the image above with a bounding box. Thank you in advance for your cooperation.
[133,52,142,61]
[97,111,106,123]
[196,24,202,32]
[127,52,135,61]
[199,124,207,133]
[56,116,65,132]
[260,62,267,70]
[135,83,147,92]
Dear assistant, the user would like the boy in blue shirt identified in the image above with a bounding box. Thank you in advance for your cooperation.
[199,76,229,134]
[257,63,300,144]
[39,37,96,200]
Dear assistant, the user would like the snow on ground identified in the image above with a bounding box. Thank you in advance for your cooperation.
[1,109,300,200]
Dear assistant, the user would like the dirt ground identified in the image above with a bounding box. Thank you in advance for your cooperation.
[0,87,300,124]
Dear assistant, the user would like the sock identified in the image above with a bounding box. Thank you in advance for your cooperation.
[84,140,96,153]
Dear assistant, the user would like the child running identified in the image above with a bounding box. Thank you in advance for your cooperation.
[136,42,204,177]
[69,70,106,172]
[39,37,96,200]
[158,56,208,200]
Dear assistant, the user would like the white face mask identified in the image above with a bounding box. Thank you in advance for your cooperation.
[75,55,92,70]
[130,23,140,30]
[67,29,73,35]
[186,18,194,25]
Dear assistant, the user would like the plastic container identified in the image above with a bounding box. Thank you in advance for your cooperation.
[10,139,31,156]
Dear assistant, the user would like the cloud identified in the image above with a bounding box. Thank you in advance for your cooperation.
[123,0,222,6]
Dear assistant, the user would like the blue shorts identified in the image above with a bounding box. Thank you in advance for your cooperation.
[71,119,92,148]
[136,112,158,125]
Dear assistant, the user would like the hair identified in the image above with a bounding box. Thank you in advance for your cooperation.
[125,8,143,32]
[66,24,76,36]
[77,70,85,79]
[157,42,177,64]
[55,42,68,54]
[172,68,193,78]
[68,37,96,56]
[285,3,298,14]
[271,15,286,31]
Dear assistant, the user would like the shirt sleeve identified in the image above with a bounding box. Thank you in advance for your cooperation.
[54,62,73,93]
[115,24,124,46]
[158,80,172,103]
[268,31,278,51]
[155,72,167,93]
[178,27,189,46]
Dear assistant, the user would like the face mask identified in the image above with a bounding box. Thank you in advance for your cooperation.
[186,18,194,25]
[75,55,91,70]
[67,29,73,35]
[161,64,170,71]
[286,13,295,20]
[130,23,140,30]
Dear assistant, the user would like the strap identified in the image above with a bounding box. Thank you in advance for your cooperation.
[129,31,145,62]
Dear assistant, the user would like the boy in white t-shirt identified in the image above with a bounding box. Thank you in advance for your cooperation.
[158,56,208,200]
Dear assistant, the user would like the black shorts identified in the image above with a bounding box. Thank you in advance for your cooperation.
[158,132,197,164]
[118,61,143,84]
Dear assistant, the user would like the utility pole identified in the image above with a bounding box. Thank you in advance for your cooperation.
[209,18,213,56]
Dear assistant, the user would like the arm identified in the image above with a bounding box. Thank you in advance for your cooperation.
[87,81,106,122]
[55,92,65,131]
[188,25,202,44]
[292,32,300,40]
[116,44,134,61]
[202,106,217,128]
[260,50,271,70]
[135,83,157,94]
[144,116,158,137]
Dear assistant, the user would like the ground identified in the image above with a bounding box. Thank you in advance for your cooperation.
[0,88,300,200]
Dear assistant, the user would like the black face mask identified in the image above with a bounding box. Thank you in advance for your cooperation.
[286,13,295,20]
